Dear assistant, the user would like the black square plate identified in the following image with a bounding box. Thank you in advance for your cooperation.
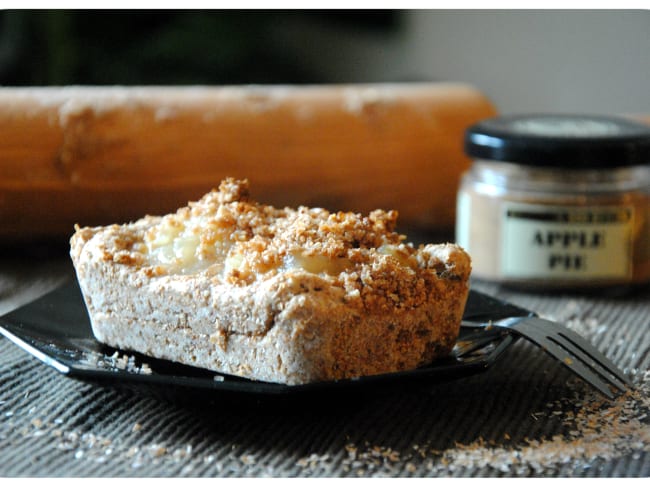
[0,278,525,398]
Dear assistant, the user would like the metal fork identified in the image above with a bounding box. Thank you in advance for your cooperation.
[460,315,633,399]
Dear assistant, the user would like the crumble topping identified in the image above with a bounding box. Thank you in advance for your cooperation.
[77,178,470,312]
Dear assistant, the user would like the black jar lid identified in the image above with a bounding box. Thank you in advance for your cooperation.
[465,114,650,168]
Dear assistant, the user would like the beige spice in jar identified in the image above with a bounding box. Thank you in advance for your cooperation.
[457,114,650,291]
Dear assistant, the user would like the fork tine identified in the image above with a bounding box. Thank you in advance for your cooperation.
[547,335,628,393]
[556,328,633,387]
[499,316,630,398]
[516,317,633,389]
[540,337,618,399]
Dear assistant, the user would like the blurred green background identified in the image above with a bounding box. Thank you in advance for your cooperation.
[1,10,647,115]
[0,10,399,86]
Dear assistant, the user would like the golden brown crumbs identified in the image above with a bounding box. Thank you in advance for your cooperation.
[2,367,648,476]
[83,177,469,316]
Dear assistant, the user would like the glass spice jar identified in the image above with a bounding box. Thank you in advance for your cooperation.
[456,114,650,290]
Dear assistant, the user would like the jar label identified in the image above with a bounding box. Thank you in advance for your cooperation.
[501,203,634,280]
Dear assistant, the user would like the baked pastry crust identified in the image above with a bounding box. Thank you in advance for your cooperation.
[70,178,471,385]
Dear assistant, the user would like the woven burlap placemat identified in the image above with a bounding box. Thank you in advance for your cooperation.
[1,255,649,477]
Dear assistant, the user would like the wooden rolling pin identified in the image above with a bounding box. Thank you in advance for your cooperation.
[0,84,496,241]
